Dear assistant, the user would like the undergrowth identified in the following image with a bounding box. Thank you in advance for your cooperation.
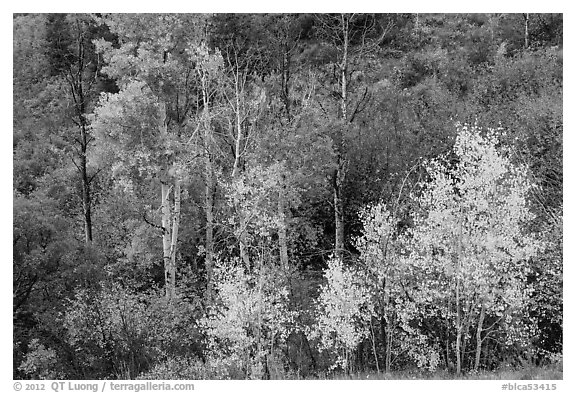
[316,363,562,380]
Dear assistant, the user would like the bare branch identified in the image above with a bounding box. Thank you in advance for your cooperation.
[88,167,104,185]
[142,212,165,233]
[348,86,370,123]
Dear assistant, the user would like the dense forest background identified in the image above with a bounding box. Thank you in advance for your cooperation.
[13,13,562,380]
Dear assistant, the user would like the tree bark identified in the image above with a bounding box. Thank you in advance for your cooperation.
[455,261,462,375]
[278,184,289,271]
[168,178,181,301]
[254,257,265,378]
[474,304,486,371]
[239,216,250,271]
[75,24,92,243]
[445,297,452,370]
[369,318,380,373]
[461,321,469,371]
[161,181,173,299]
[158,96,177,300]
[66,19,94,244]
[204,154,215,298]
[524,13,530,49]
[281,43,291,119]
[79,120,93,243]
[333,14,350,259]
[333,162,345,259]
[455,204,464,375]
[231,65,250,270]
[201,71,215,300]
[231,75,243,180]
[385,321,393,373]
[340,14,349,123]
[455,323,462,375]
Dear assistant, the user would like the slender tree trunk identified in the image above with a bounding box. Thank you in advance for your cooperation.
[455,324,462,375]
[76,26,92,243]
[161,181,172,299]
[445,339,450,370]
[278,30,293,272]
[168,178,181,300]
[455,272,462,374]
[278,185,289,271]
[333,162,345,259]
[74,20,93,244]
[334,14,349,259]
[474,304,486,371]
[79,121,93,243]
[238,217,250,271]
[488,14,499,44]
[386,323,393,373]
[255,256,264,378]
[340,15,349,123]
[369,318,380,373]
[380,315,387,371]
[281,45,291,118]
[524,13,530,49]
[158,98,177,300]
[455,205,464,375]
[231,68,250,270]
[445,297,452,370]
[461,323,468,371]
[231,79,243,180]
[205,156,215,298]
[46,16,93,244]
[201,73,215,300]
[70,30,93,244]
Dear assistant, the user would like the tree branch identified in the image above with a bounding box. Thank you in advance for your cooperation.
[142,212,165,234]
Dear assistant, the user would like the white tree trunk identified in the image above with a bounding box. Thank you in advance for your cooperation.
[524,13,530,49]
[239,216,250,271]
[474,304,486,371]
[201,73,215,300]
[204,155,215,299]
[161,182,172,299]
[168,178,181,300]
[278,185,289,271]
[231,67,250,270]
[158,96,178,300]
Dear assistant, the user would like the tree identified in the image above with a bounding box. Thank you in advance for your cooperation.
[14,14,115,243]
[91,14,205,300]
[312,256,373,373]
[313,14,392,258]
[201,257,294,379]
[405,124,540,374]
[220,50,267,270]
[470,47,563,359]
[355,203,411,373]
[44,14,115,243]
[193,41,224,300]
[257,14,303,269]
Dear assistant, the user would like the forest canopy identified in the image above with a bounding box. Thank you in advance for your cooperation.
[13,13,562,380]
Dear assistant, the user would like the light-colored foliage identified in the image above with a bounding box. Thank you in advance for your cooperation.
[225,163,289,248]
[201,258,294,378]
[18,339,66,380]
[356,202,440,371]
[405,123,540,370]
[312,256,374,371]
